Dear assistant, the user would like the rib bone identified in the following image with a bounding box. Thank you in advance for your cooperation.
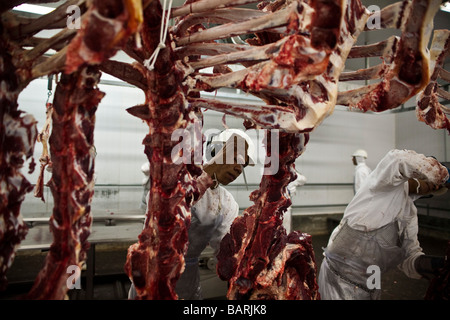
[373,0,407,30]
[172,8,266,37]
[416,29,450,133]
[440,68,450,82]
[175,3,296,46]
[8,0,86,40]
[171,0,261,18]
[174,42,250,61]
[347,36,398,59]
[24,28,77,62]
[31,47,67,79]
[338,0,441,112]
[183,0,370,132]
[339,65,384,81]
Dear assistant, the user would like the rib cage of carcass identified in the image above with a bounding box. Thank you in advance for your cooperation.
[0,0,448,300]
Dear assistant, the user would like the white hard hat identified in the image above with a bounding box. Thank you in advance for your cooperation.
[209,129,256,166]
[352,149,368,158]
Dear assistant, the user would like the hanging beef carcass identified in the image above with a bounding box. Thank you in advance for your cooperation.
[177,0,369,299]
[0,0,90,292]
[0,23,37,290]
[122,1,213,300]
[172,0,447,300]
[416,30,450,134]
[34,101,52,202]
[337,0,442,112]
[216,131,319,299]
[26,66,104,299]
[0,0,143,298]
[179,0,370,133]
[24,0,144,299]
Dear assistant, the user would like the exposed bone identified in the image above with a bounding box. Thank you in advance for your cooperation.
[9,12,69,31]
[100,60,148,91]
[437,87,450,101]
[366,0,408,30]
[336,84,378,106]
[416,28,450,131]
[171,0,261,18]
[31,46,67,79]
[122,42,146,65]
[188,37,289,70]
[64,0,143,74]
[440,67,450,82]
[339,65,384,81]
[1,0,449,301]
[172,8,266,37]
[441,105,450,114]
[34,103,53,201]
[182,0,371,134]
[23,36,69,53]
[347,36,398,59]
[24,28,76,62]
[9,0,86,40]
[175,3,296,46]
[190,67,250,90]
[188,31,334,92]
[174,42,250,60]
[189,97,300,131]
[339,0,441,112]
[1,11,52,32]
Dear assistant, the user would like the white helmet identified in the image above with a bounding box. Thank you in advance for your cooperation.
[352,149,368,158]
[208,129,256,166]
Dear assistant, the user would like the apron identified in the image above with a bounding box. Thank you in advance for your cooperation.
[175,207,225,300]
[319,219,406,300]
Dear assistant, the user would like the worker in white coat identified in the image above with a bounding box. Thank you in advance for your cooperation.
[175,129,256,300]
[352,149,372,193]
[284,169,307,233]
[129,129,256,299]
[318,149,450,300]
[139,162,150,211]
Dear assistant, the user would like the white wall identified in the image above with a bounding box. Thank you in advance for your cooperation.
[19,77,148,185]
[395,110,449,162]
[200,104,396,214]
[293,109,396,213]
[16,81,447,218]
[19,78,149,216]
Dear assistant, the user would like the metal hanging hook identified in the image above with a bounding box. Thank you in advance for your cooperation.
[46,75,53,104]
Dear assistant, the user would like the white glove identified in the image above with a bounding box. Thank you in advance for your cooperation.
[141,162,150,185]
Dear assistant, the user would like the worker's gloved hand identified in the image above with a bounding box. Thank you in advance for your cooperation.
[414,255,445,280]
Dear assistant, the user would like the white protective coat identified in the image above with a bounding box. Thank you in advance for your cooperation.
[175,186,239,299]
[353,156,372,194]
[319,149,449,300]
[284,172,307,233]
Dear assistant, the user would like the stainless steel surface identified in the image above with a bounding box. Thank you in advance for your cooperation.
[9,209,228,300]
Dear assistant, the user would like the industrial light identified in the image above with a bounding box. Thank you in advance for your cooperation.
[441,1,450,13]
[13,4,55,15]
